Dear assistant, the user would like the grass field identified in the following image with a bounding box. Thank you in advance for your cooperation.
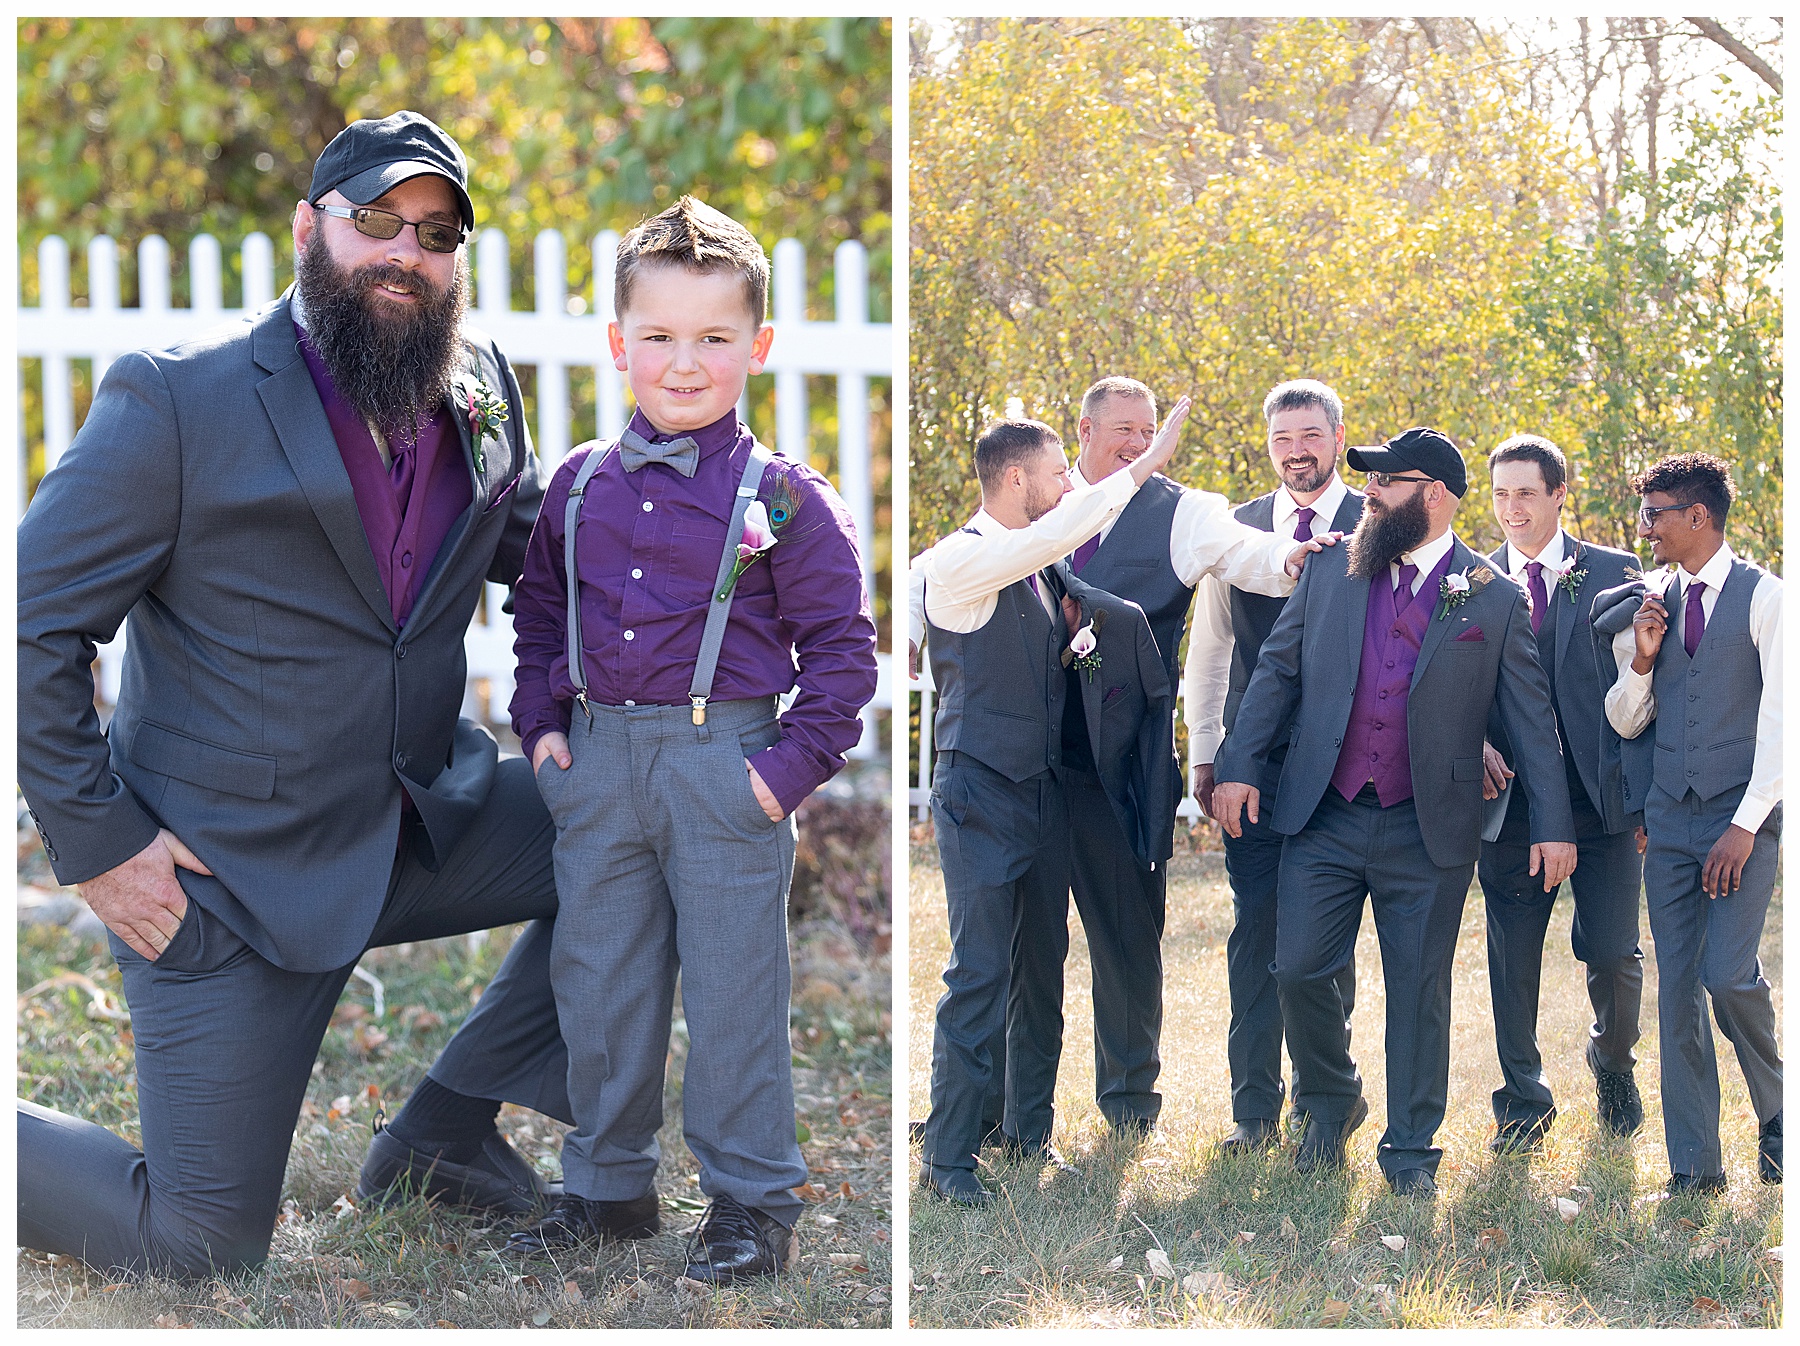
[908,836,1783,1329]
[19,912,892,1329]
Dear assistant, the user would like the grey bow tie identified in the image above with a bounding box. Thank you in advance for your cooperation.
[619,427,700,478]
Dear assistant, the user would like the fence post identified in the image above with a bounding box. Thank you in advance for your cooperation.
[138,235,170,314]
[592,230,626,442]
[88,235,118,389]
[38,236,72,476]
[834,240,874,597]
[242,231,275,311]
[190,234,222,313]
[773,238,808,465]
[533,229,569,468]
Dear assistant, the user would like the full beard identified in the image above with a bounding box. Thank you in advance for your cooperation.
[1279,455,1334,496]
[295,229,470,432]
[1346,489,1432,580]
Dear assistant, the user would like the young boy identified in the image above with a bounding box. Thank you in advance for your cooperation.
[506,196,879,1280]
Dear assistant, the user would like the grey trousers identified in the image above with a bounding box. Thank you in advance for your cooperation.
[1275,787,1473,1180]
[539,697,804,1222]
[1066,767,1165,1128]
[1223,786,1358,1124]
[1479,785,1644,1126]
[17,755,563,1277]
[923,752,1070,1170]
[1643,782,1783,1177]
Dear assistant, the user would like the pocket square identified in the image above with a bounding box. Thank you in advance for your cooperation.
[1103,685,1126,704]
[1454,625,1485,642]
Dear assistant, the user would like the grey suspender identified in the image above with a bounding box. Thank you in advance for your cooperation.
[563,439,776,734]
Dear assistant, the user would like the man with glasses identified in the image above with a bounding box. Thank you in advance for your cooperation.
[1595,453,1782,1194]
[1212,428,1576,1198]
[18,112,570,1276]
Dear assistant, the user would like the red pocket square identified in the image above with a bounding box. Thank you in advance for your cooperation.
[1454,625,1486,642]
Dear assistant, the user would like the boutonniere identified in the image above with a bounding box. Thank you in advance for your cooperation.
[1060,607,1108,681]
[717,501,779,601]
[1547,540,1586,604]
[466,379,509,473]
[1436,565,1494,620]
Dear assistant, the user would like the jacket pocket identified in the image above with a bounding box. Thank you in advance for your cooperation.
[129,721,277,800]
[1451,756,1484,782]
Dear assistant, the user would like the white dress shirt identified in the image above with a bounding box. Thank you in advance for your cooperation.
[1604,543,1782,832]
[1068,462,1297,592]
[1184,475,1350,767]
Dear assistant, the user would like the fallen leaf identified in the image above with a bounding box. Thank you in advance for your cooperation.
[1380,1234,1405,1252]
[1107,1255,1125,1270]
[530,1309,552,1327]
[838,1254,872,1266]
[153,1313,195,1328]
[1279,1217,1299,1242]
[331,1194,357,1221]
[1690,1241,1716,1260]
[1235,1231,1255,1245]
[1320,1298,1351,1327]
[1765,1247,1783,1263]
[1327,1238,1352,1256]
[1146,1248,1174,1278]
[1555,1197,1580,1223]
[1677,1217,1701,1230]
[840,1181,856,1199]
[1478,1227,1507,1250]
[1183,1271,1228,1297]
[1694,1296,1723,1313]
[563,1281,583,1302]
[330,1278,373,1301]
[434,1321,459,1329]
[791,1182,828,1202]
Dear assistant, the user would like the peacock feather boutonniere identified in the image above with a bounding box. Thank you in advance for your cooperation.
[1436,565,1494,620]
[715,465,803,601]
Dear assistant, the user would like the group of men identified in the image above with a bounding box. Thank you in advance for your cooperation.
[911,375,1781,1205]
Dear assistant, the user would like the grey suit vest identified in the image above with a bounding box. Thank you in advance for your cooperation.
[1651,558,1764,803]
[1077,474,1192,690]
[926,550,1065,782]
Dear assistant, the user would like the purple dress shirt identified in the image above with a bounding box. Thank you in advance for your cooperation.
[296,328,472,629]
[1329,549,1456,806]
[510,409,878,816]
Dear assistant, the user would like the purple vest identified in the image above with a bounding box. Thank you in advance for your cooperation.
[1329,549,1455,805]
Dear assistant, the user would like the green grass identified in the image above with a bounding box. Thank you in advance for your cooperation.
[19,915,892,1328]
[908,841,1783,1328]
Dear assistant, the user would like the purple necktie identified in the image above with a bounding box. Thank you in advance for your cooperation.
[1684,580,1706,657]
[1526,560,1547,635]
[1394,562,1419,612]
[1293,506,1316,543]
[1072,535,1100,574]
[1027,572,1040,599]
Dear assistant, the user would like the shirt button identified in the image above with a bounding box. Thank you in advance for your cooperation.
[624,630,636,641]
[624,699,636,707]
[401,551,412,569]
[1378,690,1387,699]
[631,568,643,579]
[1385,661,1395,669]
[642,501,654,513]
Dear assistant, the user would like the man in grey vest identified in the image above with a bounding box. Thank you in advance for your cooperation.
[18,113,570,1276]
[1062,376,1323,1135]
[1477,434,1647,1155]
[913,409,1198,1204]
[1185,379,1363,1153]
[1213,428,1577,1197]
[1598,453,1782,1194]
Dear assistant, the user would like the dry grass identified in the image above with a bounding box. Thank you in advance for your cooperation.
[908,836,1783,1328]
[19,917,891,1328]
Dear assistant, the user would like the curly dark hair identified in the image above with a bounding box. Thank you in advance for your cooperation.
[1629,452,1734,527]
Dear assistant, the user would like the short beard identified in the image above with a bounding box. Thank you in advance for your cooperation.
[1022,479,1062,524]
[296,228,470,431]
[1347,488,1432,580]
[1279,455,1335,496]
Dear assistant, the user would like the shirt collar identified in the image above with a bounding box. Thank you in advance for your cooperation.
[968,508,1009,538]
[1506,529,1566,576]
[1272,474,1348,531]
[1680,542,1735,591]
[1398,528,1456,577]
[626,406,744,456]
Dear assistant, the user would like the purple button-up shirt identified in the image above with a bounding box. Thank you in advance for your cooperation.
[510,409,878,816]
[295,328,472,628]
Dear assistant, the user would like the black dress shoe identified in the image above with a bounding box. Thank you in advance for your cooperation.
[1759,1112,1782,1184]
[1595,1068,1644,1137]
[1389,1168,1438,1199]
[683,1195,797,1283]
[993,1133,1077,1172]
[1217,1118,1279,1155]
[357,1126,560,1216]
[1490,1112,1553,1156]
[1667,1171,1728,1198]
[505,1192,661,1254]
[1110,1116,1156,1141]
[918,1163,993,1206]
[1295,1095,1368,1174]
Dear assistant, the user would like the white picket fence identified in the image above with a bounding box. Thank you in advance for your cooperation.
[20,229,893,753]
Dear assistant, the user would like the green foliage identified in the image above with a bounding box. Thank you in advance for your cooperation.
[909,19,1780,573]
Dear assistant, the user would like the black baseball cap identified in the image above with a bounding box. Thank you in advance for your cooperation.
[1347,426,1468,498]
[308,111,474,231]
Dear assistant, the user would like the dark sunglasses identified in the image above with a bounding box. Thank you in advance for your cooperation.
[313,203,466,254]
[1366,471,1435,488]
[1636,501,1696,527]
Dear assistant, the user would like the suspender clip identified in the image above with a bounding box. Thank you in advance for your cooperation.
[575,689,593,726]
[691,696,708,726]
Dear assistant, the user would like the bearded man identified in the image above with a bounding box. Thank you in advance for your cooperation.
[1213,427,1576,1197]
[18,112,570,1277]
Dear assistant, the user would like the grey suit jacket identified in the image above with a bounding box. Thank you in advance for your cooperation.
[1046,563,1176,869]
[1481,532,1644,838]
[1214,533,1575,868]
[18,297,544,972]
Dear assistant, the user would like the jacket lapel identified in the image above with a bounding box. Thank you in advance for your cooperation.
[406,356,489,630]
[1552,531,1581,678]
[253,301,398,634]
[1411,537,1472,688]
[1340,560,1370,686]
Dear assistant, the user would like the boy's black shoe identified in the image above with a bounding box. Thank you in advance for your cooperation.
[504,1193,661,1254]
[1666,1171,1728,1199]
[1759,1112,1783,1184]
[683,1195,796,1283]
[1594,1068,1644,1136]
[1490,1112,1554,1156]
[357,1126,558,1216]
[1295,1095,1368,1173]
[919,1163,992,1206]
[1217,1118,1279,1155]
[1389,1168,1438,1199]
